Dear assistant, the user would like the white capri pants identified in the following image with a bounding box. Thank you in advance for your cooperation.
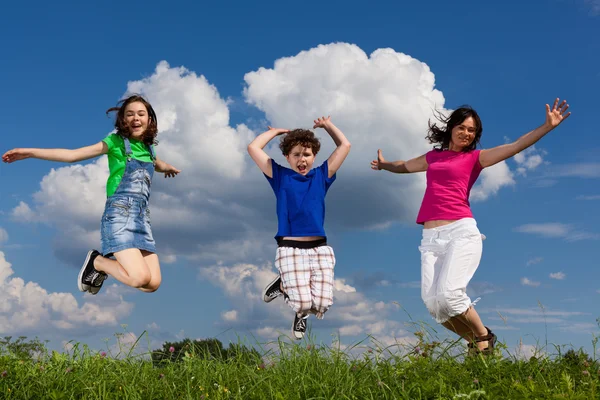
[419,218,484,323]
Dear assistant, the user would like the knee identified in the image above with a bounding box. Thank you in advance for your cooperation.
[295,300,312,315]
[130,272,152,288]
[144,278,161,292]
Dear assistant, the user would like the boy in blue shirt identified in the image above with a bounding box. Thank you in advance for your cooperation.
[248,116,351,339]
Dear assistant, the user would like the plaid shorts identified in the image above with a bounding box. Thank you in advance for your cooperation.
[275,244,336,319]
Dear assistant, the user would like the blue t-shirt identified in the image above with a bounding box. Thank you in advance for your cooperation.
[265,159,336,239]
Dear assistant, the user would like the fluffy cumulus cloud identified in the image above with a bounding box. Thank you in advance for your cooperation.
[0,250,133,337]
[10,43,522,268]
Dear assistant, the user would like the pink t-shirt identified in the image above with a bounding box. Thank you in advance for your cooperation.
[416,149,483,224]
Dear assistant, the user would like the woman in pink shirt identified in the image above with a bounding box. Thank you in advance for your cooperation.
[371,98,571,354]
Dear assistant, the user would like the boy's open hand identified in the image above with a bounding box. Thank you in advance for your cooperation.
[313,116,331,129]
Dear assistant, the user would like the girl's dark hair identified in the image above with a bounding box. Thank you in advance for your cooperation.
[279,129,321,156]
[106,94,158,146]
[426,106,482,152]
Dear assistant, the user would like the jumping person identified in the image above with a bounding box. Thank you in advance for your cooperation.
[371,99,571,354]
[2,95,181,295]
[248,117,351,339]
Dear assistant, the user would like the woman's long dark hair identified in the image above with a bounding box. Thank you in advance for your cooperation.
[106,95,158,146]
[426,106,482,152]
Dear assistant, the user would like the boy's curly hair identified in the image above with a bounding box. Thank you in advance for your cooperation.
[279,129,321,156]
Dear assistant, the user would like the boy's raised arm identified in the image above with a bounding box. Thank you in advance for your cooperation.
[313,116,351,178]
[247,126,289,178]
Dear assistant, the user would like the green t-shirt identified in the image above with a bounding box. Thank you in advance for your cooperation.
[102,134,155,197]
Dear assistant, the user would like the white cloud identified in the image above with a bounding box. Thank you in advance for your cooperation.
[339,324,364,336]
[0,250,133,336]
[526,257,543,266]
[11,201,38,222]
[576,195,600,200]
[513,146,546,176]
[520,277,540,287]
[470,161,515,202]
[512,343,544,360]
[486,325,519,331]
[549,272,566,280]
[222,310,238,322]
[515,223,570,238]
[558,322,599,334]
[162,254,177,264]
[147,322,161,330]
[548,163,600,178]
[485,307,586,318]
[514,223,600,241]
[0,227,7,244]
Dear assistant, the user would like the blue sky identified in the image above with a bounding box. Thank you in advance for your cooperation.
[0,0,598,358]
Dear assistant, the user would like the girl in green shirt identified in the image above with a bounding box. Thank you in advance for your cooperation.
[2,95,180,295]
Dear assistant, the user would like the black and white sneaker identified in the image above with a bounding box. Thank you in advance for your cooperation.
[78,250,107,294]
[89,270,108,295]
[263,275,283,303]
[292,313,308,340]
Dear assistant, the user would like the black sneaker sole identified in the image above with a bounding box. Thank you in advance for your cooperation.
[263,275,283,303]
[78,250,95,292]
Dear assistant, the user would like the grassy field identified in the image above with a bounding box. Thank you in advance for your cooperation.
[0,330,599,400]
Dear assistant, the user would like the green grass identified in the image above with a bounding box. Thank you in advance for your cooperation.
[0,331,599,400]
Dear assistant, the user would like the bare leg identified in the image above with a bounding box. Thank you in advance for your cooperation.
[456,306,489,351]
[94,248,152,289]
[442,317,475,342]
[138,251,161,292]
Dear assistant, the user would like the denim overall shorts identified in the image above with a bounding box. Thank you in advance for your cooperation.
[100,137,156,256]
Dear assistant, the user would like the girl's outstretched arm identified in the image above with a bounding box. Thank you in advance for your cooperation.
[371,149,428,173]
[2,142,107,164]
[154,157,181,178]
[479,98,571,168]
[247,127,289,178]
[314,116,351,178]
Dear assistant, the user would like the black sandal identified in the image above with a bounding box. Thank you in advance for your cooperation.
[476,327,497,355]
[467,327,497,355]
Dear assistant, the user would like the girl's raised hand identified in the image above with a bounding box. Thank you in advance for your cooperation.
[313,116,331,129]
[2,148,32,163]
[545,98,571,128]
[370,149,386,170]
